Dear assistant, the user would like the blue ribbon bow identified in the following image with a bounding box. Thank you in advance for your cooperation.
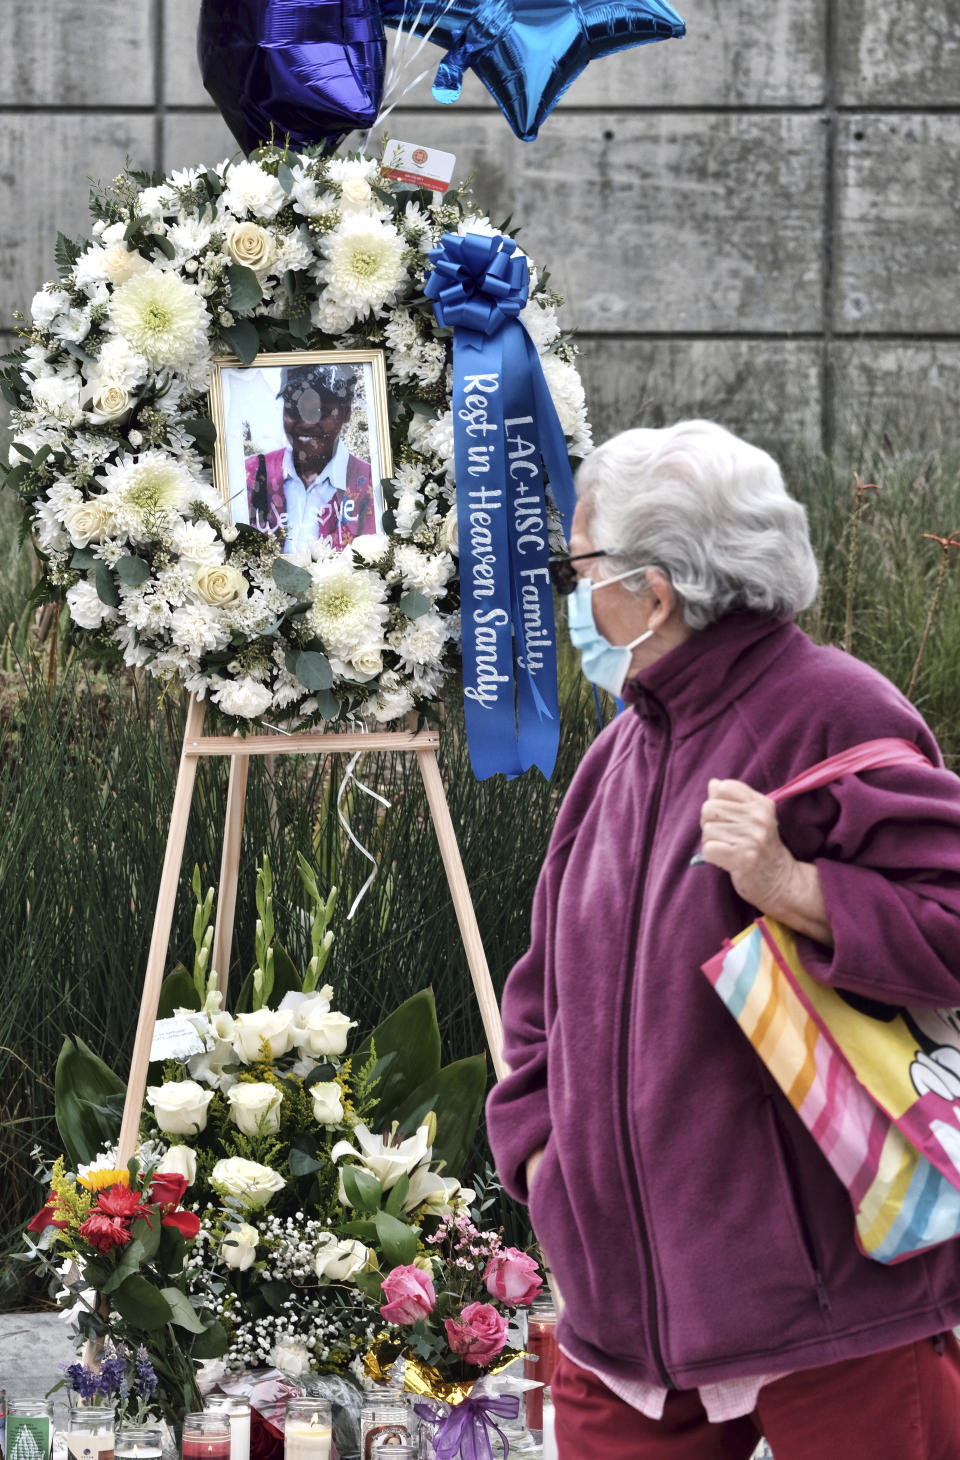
[424,231,577,780]
[415,1391,520,1460]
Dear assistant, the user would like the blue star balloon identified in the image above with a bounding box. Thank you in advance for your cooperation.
[198,0,386,154]
[381,0,684,141]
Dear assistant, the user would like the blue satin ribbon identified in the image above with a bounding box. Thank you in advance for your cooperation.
[414,1392,520,1460]
[424,231,577,780]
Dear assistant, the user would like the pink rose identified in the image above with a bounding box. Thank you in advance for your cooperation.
[444,1302,509,1366]
[380,1264,436,1324]
[484,1247,543,1307]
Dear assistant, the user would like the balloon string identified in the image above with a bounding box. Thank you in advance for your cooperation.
[373,0,458,134]
[336,745,391,921]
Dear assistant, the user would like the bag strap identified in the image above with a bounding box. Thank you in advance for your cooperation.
[769,737,931,804]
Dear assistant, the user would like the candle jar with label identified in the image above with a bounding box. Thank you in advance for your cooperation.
[66,1405,115,1460]
[6,1399,55,1460]
[181,1414,231,1460]
[358,1393,414,1459]
[202,1399,250,1460]
[523,1294,558,1439]
[284,1400,332,1460]
[114,1428,163,1460]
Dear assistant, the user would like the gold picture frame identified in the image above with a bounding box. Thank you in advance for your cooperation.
[208,349,394,552]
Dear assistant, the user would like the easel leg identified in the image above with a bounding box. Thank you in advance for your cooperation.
[416,747,507,1080]
[118,694,206,1163]
[213,746,250,1000]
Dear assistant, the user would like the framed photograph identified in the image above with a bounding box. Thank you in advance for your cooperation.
[209,350,393,553]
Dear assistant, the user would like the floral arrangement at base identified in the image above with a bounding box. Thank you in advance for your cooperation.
[1,146,590,725]
[24,851,533,1449]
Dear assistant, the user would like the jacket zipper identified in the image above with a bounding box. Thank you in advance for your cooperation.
[619,696,673,1387]
[766,1091,832,1315]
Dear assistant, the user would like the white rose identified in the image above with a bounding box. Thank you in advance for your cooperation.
[102,243,149,287]
[211,1156,285,1208]
[63,497,112,548]
[339,176,374,210]
[220,1221,259,1272]
[214,677,274,719]
[349,648,383,680]
[66,578,115,631]
[226,222,275,273]
[293,1007,356,1058]
[439,512,459,556]
[193,563,248,606]
[226,1081,283,1136]
[87,382,132,424]
[155,1144,198,1186]
[331,1123,432,1195]
[231,1007,296,1063]
[314,1234,369,1281]
[267,1338,312,1377]
[146,1080,214,1136]
[310,1080,344,1126]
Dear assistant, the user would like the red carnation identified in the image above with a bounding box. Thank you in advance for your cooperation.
[97,1184,150,1220]
[161,1208,200,1241]
[79,1212,132,1253]
[150,1172,189,1210]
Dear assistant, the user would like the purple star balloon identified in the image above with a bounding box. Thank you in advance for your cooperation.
[381,0,685,141]
[198,0,386,154]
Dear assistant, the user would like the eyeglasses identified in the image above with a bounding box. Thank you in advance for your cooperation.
[547,550,607,595]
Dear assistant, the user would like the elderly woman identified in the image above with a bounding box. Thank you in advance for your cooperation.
[486,421,960,1459]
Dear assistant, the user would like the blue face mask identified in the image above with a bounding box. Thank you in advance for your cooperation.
[567,566,654,696]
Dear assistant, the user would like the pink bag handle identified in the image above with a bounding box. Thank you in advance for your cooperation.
[769,737,932,803]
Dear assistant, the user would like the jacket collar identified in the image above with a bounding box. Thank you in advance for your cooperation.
[621,612,799,737]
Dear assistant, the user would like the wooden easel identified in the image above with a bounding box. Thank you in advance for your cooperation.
[117,694,506,1163]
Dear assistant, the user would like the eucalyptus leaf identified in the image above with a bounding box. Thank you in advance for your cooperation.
[220,320,260,365]
[227,263,263,311]
[272,559,313,594]
[277,162,295,194]
[399,590,431,619]
[295,650,333,692]
[70,549,96,570]
[116,555,150,586]
[95,562,120,608]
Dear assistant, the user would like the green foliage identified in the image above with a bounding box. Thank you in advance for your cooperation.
[55,1036,126,1168]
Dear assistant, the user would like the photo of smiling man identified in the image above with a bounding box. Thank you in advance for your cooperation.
[244,363,376,551]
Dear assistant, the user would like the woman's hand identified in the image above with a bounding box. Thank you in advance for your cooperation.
[699,779,834,945]
[525,1147,545,1198]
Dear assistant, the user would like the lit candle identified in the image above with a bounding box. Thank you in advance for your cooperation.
[203,1398,250,1460]
[283,1400,332,1460]
[114,1426,163,1460]
[182,1413,231,1460]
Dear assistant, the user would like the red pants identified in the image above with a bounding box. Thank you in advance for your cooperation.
[552,1335,960,1460]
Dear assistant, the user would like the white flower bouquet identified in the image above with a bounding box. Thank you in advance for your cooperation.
[1,147,591,724]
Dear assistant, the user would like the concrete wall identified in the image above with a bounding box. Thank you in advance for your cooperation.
[2,0,959,454]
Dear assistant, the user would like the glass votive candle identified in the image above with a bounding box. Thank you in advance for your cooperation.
[6,1399,55,1460]
[202,1399,250,1460]
[283,1399,332,1460]
[66,1404,115,1460]
[114,1426,163,1460]
[181,1414,231,1460]
[523,1295,558,1437]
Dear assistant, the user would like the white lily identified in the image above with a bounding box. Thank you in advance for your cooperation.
[331,1122,432,1195]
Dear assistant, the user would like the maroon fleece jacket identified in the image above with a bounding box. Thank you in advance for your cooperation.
[486,612,960,1390]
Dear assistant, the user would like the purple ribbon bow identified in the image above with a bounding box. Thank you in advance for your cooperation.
[415,1391,520,1460]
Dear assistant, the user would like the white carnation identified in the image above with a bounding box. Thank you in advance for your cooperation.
[31,288,71,329]
[214,677,274,718]
[221,160,287,220]
[540,353,592,451]
[31,374,84,425]
[391,609,448,668]
[66,577,115,630]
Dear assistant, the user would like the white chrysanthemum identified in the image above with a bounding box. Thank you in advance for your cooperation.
[109,269,209,370]
[138,184,177,218]
[307,557,389,661]
[327,156,379,186]
[319,215,408,315]
[351,533,391,567]
[99,450,196,541]
[273,230,315,274]
[169,216,216,259]
[391,609,448,668]
[522,299,561,353]
[169,603,231,656]
[362,670,416,723]
[393,544,453,597]
[539,353,592,455]
[50,307,92,345]
[221,160,287,220]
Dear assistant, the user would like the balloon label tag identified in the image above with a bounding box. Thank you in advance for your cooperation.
[381,140,456,193]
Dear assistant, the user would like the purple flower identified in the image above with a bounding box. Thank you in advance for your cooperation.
[64,1362,100,1401]
[134,1348,157,1399]
[97,1353,126,1398]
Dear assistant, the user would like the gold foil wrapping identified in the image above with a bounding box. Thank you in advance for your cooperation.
[364,1341,529,1408]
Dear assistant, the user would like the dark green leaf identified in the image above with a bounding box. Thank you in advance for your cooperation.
[272,558,312,594]
[313,689,340,721]
[384,1172,409,1217]
[191,1318,229,1360]
[131,1212,162,1262]
[399,590,430,619]
[183,418,217,453]
[354,990,441,1123]
[160,1286,207,1333]
[110,1274,174,1331]
[102,1237,146,1294]
[392,1055,487,1181]
[64,342,94,364]
[353,1270,385,1302]
[374,1210,418,1266]
[55,1036,125,1167]
[287,312,312,340]
[260,1281,289,1312]
[220,320,261,365]
[157,1223,187,1277]
[203,170,225,197]
[277,162,295,194]
[150,233,176,260]
[157,964,200,1018]
[381,510,396,535]
[227,264,263,312]
[341,1164,383,1213]
[288,1146,323,1177]
[54,233,85,277]
[337,1218,378,1241]
[95,561,119,608]
[71,549,96,570]
[295,650,332,692]
[116,555,150,586]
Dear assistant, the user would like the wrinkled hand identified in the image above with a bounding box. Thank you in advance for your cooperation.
[699,779,833,944]
[699,779,797,912]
